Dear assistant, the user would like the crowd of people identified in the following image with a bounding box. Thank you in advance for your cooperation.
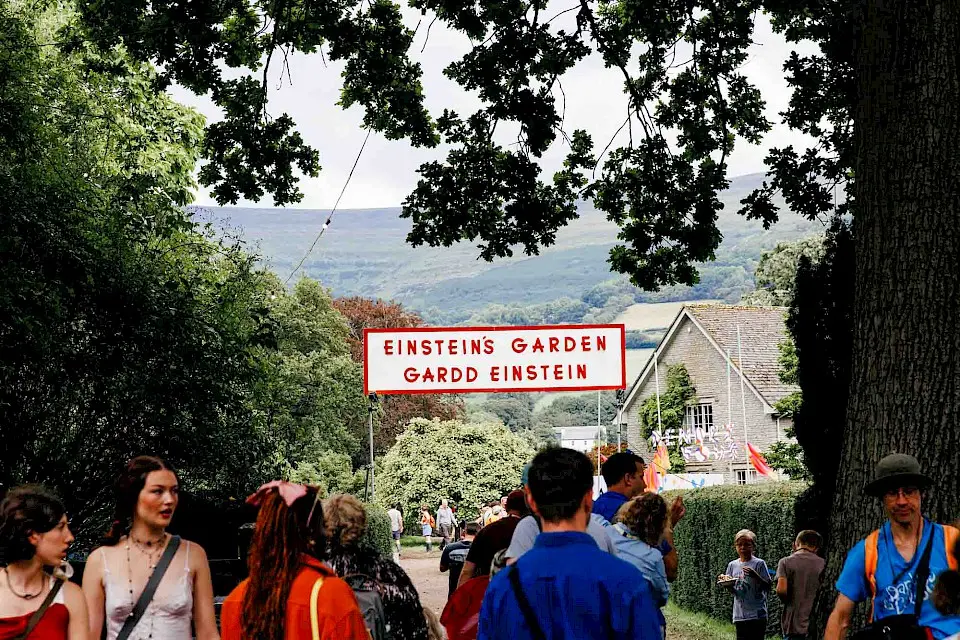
[1,451,959,640]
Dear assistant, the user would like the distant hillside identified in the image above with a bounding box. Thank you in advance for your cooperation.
[192,173,822,322]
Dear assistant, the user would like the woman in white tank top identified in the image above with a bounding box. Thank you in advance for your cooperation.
[82,457,219,640]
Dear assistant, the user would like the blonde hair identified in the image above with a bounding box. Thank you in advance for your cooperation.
[323,494,367,548]
[424,606,447,640]
[735,529,757,544]
[618,493,667,545]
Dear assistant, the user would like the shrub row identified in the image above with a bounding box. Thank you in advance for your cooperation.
[361,502,395,558]
[664,482,808,636]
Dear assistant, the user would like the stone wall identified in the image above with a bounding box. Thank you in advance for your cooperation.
[624,315,788,484]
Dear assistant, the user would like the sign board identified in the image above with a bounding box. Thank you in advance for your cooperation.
[363,324,626,395]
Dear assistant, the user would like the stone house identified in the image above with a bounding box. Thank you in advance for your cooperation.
[622,305,799,485]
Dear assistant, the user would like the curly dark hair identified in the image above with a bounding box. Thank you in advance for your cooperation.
[617,493,668,545]
[0,485,66,564]
[104,455,178,545]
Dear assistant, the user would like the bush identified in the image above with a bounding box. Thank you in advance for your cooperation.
[360,503,394,558]
[664,482,808,636]
[378,418,533,532]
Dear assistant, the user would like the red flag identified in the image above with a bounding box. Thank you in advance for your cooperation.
[747,442,774,478]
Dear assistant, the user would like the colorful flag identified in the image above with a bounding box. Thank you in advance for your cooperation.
[643,463,660,493]
[747,442,774,478]
[653,444,671,473]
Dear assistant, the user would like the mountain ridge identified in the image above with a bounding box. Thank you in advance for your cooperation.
[191,172,822,322]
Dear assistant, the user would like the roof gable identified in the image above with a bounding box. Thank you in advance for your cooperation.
[623,304,799,411]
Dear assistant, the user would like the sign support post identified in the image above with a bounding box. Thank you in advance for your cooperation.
[368,392,378,502]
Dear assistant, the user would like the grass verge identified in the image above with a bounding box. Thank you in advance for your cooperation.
[664,602,737,640]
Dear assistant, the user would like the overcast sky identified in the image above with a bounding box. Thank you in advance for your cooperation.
[172,11,814,211]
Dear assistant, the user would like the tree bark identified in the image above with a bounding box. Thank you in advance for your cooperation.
[819,0,960,631]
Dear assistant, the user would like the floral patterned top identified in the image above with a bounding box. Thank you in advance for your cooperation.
[325,546,428,640]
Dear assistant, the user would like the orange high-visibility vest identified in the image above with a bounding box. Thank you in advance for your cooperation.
[863,524,959,622]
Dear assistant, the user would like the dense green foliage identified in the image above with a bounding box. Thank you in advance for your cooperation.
[359,503,394,558]
[0,0,401,549]
[784,221,855,535]
[377,418,532,529]
[740,237,825,307]
[666,483,808,634]
[763,338,809,481]
[638,365,696,441]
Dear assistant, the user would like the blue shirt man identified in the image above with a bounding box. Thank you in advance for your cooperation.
[834,520,960,639]
[479,447,661,640]
[825,453,960,640]
[479,531,661,639]
[593,452,684,580]
[593,487,631,523]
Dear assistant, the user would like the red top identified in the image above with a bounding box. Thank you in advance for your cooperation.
[221,556,368,640]
[0,603,69,640]
[440,576,489,640]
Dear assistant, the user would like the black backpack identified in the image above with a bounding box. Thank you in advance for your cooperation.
[343,573,389,640]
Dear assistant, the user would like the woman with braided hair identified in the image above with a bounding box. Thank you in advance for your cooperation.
[0,485,89,640]
[81,456,218,640]
[219,482,367,640]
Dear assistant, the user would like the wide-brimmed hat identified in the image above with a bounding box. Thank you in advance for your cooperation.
[864,453,933,497]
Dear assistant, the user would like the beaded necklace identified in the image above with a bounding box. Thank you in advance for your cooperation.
[124,533,167,640]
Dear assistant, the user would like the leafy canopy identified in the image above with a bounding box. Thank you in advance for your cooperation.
[71,0,851,290]
[377,418,533,526]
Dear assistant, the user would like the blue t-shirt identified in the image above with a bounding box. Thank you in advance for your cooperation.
[478,531,661,639]
[836,521,960,640]
[724,557,771,622]
[594,490,630,522]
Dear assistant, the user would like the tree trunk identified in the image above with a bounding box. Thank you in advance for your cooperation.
[818,0,960,631]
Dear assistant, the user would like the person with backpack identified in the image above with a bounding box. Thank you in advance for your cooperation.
[220,482,367,640]
[324,494,429,640]
[478,448,661,640]
[421,506,436,552]
[825,453,960,640]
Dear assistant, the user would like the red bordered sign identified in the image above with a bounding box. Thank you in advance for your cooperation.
[363,324,626,395]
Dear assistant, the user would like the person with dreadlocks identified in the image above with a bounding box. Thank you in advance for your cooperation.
[219,481,368,640]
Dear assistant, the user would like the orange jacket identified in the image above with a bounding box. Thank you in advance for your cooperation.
[220,555,369,640]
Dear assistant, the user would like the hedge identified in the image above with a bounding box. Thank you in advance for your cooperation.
[361,502,394,558]
[664,482,808,636]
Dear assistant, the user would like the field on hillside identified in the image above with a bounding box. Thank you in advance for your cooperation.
[195,172,823,320]
[614,301,721,332]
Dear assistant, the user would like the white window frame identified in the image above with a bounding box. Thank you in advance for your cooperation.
[685,401,715,434]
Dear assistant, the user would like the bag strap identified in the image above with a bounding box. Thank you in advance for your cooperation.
[912,522,937,619]
[115,535,181,640]
[13,577,63,640]
[310,576,325,640]
[508,565,546,640]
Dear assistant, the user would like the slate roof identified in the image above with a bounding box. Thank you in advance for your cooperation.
[684,304,798,405]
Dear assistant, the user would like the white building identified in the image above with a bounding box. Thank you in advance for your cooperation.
[554,426,602,453]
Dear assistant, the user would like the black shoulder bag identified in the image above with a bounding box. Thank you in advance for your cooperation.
[13,577,64,640]
[508,564,547,640]
[852,526,936,640]
[115,536,181,640]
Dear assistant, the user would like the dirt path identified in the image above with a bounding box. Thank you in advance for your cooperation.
[399,548,449,615]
